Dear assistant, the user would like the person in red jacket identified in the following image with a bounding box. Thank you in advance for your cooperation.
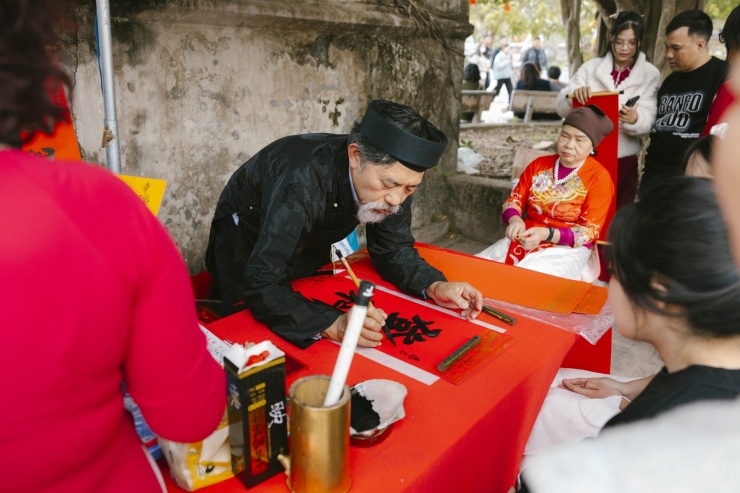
[0,2,226,492]
[702,5,740,135]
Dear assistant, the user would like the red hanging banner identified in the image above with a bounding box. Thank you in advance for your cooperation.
[572,93,619,238]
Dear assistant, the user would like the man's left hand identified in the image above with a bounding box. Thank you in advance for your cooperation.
[425,281,483,320]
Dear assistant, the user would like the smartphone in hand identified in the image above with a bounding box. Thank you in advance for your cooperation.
[625,95,640,107]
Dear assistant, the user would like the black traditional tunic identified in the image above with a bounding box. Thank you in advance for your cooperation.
[206,133,446,348]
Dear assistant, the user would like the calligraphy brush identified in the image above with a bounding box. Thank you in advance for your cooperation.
[334,248,396,346]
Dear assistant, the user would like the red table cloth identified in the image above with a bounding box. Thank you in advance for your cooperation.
[164,245,610,493]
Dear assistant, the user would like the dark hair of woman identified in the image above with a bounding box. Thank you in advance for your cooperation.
[519,63,541,90]
[608,176,740,338]
[606,11,645,58]
[464,63,481,82]
[719,5,740,60]
[679,135,714,174]
[0,0,72,147]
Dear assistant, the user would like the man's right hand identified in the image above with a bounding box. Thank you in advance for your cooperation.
[321,305,387,347]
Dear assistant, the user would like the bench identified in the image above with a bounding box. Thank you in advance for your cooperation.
[461,90,494,123]
[510,89,561,123]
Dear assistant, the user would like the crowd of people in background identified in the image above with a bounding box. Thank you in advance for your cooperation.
[467,33,562,97]
[463,32,564,122]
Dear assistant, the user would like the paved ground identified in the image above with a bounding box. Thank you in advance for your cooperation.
[430,234,663,378]
[433,232,488,256]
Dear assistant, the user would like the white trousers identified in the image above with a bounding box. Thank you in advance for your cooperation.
[476,237,597,282]
[522,368,639,467]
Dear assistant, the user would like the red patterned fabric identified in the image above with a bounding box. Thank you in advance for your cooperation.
[503,155,614,265]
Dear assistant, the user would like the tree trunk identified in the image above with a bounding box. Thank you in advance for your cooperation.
[560,0,583,75]
[652,0,678,72]
[593,0,616,58]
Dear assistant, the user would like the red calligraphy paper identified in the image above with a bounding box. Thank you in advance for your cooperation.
[335,246,598,315]
[430,330,517,384]
[572,284,609,316]
[293,275,515,385]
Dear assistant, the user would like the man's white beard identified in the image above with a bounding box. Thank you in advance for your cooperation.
[357,201,402,224]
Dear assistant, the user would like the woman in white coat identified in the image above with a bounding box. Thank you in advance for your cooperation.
[557,11,660,209]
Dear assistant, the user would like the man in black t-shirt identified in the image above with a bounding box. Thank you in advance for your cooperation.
[640,10,728,193]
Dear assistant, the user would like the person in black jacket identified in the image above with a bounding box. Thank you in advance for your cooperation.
[640,9,728,192]
[206,100,483,348]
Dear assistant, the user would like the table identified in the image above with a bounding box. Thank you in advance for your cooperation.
[163,245,611,493]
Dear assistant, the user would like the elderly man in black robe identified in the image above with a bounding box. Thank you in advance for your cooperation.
[206,100,483,348]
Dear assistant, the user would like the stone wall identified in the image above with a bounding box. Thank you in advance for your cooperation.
[445,175,511,244]
[60,0,471,272]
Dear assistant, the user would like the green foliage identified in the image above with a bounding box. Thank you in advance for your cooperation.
[470,0,734,71]
[460,139,478,152]
[579,0,599,61]
[469,0,599,63]
[705,0,737,22]
[470,0,566,40]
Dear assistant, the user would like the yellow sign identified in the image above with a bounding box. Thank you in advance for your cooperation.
[117,174,167,216]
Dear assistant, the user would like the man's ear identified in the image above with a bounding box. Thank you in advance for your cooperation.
[695,36,707,50]
[348,143,361,171]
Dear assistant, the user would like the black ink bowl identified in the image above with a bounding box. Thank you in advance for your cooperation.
[349,379,407,447]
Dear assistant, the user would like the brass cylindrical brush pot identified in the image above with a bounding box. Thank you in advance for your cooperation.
[278,375,351,493]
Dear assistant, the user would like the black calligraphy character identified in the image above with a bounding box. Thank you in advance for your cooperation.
[332,289,356,311]
[385,313,441,345]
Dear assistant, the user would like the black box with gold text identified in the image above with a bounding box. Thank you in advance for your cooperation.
[225,348,288,488]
